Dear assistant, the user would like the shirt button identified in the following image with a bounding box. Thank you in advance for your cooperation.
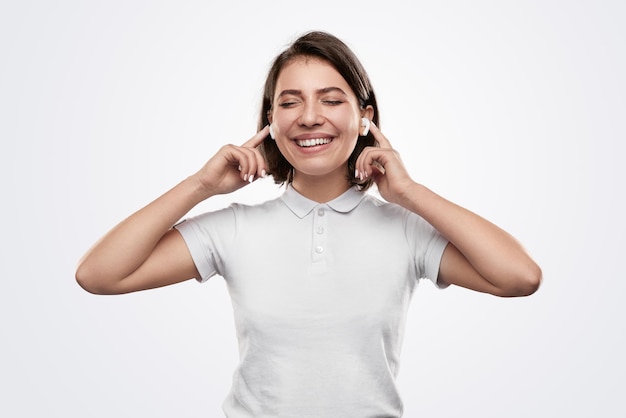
[316,226,324,234]
[315,246,324,254]
[317,208,325,217]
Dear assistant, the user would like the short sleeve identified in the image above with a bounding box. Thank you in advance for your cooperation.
[174,207,236,283]
[405,211,449,289]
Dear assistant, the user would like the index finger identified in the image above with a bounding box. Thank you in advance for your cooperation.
[242,125,271,148]
[369,122,392,149]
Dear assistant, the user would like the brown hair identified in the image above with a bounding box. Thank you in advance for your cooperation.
[258,31,380,190]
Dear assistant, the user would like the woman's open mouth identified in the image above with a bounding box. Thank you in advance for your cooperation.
[295,138,333,147]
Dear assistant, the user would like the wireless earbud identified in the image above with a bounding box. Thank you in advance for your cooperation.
[360,118,370,136]
[269,124,276,140]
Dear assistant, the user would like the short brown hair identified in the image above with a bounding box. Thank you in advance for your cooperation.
[258,31,380,190]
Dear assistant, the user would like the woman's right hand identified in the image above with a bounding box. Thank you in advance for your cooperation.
[192,125,270,198]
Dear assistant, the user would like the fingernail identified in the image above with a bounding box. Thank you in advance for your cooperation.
[355,169,359,179]
[249,174,254,183]
[261,169,267,178]
[238,165,242,171]
[243,173,248,181]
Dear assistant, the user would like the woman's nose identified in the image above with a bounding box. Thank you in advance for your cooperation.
[298,101,324,127]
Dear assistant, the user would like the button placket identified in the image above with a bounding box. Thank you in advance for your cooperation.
[312,205,327,263]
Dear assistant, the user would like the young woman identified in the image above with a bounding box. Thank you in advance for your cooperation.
[76,31,541,417]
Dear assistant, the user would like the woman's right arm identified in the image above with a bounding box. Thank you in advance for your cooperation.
[75,127,269,295]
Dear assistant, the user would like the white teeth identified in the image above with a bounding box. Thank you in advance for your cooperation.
[296,138,332,147]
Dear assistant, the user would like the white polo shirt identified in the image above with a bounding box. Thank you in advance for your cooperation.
[176,185,448,418]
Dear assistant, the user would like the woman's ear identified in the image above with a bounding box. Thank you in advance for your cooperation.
[360,106,374,136]
[360,118,370,136]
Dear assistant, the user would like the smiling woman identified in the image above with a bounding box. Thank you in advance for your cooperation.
[267,57,372,201]
[76,30,541,418]
[260,31,379,197]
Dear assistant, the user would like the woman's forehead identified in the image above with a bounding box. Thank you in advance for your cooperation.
[275,57,351,93]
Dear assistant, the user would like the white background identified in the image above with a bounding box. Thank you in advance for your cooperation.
[1,0,624,417]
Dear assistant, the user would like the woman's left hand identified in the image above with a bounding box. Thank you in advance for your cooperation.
[355,122,416,206]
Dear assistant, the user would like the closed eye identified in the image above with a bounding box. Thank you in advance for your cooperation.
[279,101,299,108]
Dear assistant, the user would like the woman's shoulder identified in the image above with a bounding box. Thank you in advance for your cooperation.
[196,194,286,221]
[360,191,434,229]
[360,191,409,215]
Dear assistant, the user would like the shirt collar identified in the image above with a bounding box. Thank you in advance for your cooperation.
[281,184,365,219]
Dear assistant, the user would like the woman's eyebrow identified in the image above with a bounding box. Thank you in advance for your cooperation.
[277,89,301,98]
[277,87,348,98]
[318,87,348,96]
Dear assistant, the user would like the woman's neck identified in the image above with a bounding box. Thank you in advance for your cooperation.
[291,171,352,203]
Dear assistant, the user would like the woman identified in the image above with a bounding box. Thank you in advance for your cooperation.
[76,31,541,417]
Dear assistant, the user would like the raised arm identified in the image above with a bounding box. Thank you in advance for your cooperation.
[75,127,270,295]
[355,123,541,297]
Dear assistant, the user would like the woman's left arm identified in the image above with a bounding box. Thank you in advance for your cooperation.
[356,123,542,297]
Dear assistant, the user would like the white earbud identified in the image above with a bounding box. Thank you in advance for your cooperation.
[361,117,370,136]
[269,124,275,140]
